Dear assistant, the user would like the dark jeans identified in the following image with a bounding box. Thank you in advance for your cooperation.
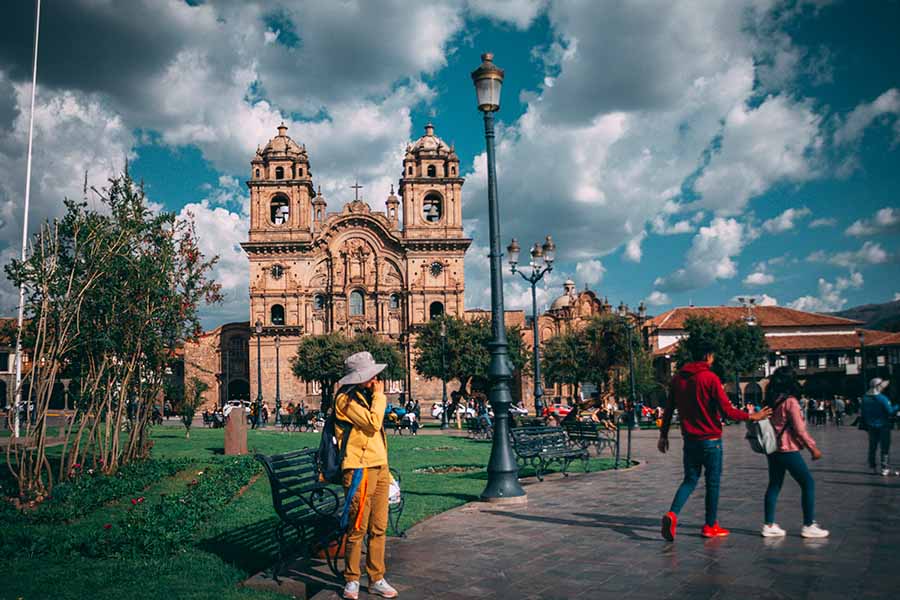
[669,438,722,527]
[868,427,892,470]
[765,451,815,526]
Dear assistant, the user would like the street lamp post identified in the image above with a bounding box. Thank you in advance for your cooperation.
[858,330,866,399]
[618,302,637,467]
[508,236,555,417]
[254,319,263,429]
[274,335,282,427]
[440,319,449,430]
[472,53,526,503]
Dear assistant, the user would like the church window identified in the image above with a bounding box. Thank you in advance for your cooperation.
[298,167,303,177]
[350,290,365,316]
[255,168,260,178]
[429,301,444,320]
[389,293,400,310]
[427,165,437,177]
[451,166,456,175]
[229,336,247,356]
[270,195,290,225]
[314,294,326,310]
[270,304,285,326]
[408,166,413,175]
[422,192,443,223]
[275,166,284,180]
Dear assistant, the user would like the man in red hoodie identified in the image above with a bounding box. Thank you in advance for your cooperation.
[658,340,771,540]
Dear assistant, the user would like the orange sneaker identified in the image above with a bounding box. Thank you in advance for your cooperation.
[661,511,677,541]
[702,522,730,537]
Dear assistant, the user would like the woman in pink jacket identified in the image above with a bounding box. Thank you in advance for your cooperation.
[761,367,829,539]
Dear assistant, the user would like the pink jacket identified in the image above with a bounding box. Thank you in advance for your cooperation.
[769,395,818,453]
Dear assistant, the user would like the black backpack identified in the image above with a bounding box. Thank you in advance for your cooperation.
[317,387,360,484]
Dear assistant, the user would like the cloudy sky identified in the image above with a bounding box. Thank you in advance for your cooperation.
[1,0,898,328]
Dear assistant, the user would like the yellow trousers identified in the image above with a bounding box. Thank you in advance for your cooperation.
[341,465,390,582]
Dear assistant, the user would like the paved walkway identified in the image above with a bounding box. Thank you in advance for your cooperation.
[305,425,899,599]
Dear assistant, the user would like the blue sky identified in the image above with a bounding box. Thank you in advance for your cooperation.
[0,1,898,329]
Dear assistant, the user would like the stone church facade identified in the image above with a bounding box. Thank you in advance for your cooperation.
[199,123,474,408]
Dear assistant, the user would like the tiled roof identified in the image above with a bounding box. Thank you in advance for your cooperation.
[653,328,900,356]
[646,306,863,329]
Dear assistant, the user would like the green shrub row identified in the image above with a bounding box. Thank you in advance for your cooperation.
[24,457,196,524]
[1,456,261,560]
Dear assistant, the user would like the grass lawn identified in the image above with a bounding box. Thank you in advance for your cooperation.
[4,424,617,599]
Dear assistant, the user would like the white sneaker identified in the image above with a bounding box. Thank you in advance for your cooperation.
[881,468,891,476]
[342,580,360,600]
[761,523,786,537]
[801,523,829,538]
[369,578,399,598]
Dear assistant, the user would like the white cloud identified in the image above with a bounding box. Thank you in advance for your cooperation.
[845,207,900,237]
[807,241,891,268]
[789,271,863,313]
[623,232,646,263]
[762,206,811,233]
[654,218,747,293]
[645,291,670,307]
[834,88,900,146]
[651,215,694,235]
[466,0,546,30]
[809,217,836,228]
[894,292,900,302]
[575,259,605,285]
[743,271,775,286]
[693,95,823,214]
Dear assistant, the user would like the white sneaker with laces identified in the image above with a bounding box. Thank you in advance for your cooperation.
[801,523,829,538]
[761,523,786,537]
[369,578,399,598]
[342,580,360,600]
[881,468,891,476]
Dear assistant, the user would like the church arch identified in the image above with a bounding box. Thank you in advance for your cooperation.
[349,290,365,316]
[422,192,443,223]
[429,301,444,320]
[270,194,290,225]
[313,294,327,310]
[270,304,285,326]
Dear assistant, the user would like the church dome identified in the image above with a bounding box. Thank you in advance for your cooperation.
[549,280,577,310]
[261,123,307,159]
[409,123,451,155]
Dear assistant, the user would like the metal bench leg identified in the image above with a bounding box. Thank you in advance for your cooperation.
[273,522,288,582]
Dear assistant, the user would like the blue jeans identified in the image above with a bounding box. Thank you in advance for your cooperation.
[868,427,891,470]
[765,451,815,526]
[669,438,722,527]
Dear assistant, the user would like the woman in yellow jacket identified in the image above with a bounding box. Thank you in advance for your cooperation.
[334,351,398,600]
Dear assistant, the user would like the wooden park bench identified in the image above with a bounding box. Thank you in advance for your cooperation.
[510,426,589,482]
[256,447,406,581]
[563,420,617,456]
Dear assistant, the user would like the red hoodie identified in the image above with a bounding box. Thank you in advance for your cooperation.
[661,361,750,441]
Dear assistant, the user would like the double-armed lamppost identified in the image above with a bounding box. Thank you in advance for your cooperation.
[440,319,449,430]
[507,236,555,417]
[254,319,263,429]
[274,334,282,427]
[858,329,866,397]
[736,297,758,406]
[472,52,526,503]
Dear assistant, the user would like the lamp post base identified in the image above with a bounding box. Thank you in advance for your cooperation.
[479,493,528,506]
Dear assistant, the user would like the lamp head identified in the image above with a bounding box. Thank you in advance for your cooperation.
[471,53,504,112]
[618,302,628,318]
[542,235,555,265]
[255,319,263,334]
[507,238,521,271]
[530,242,544,266]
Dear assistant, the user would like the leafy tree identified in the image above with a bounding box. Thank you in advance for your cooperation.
[181,377,209,439]
[674,316,768,385]
[541,331,589,399]
[413,316,528,397]
[5,172,221,496]
[290,332,405,411]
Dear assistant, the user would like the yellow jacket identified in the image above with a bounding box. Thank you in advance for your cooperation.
[334,387,388,469]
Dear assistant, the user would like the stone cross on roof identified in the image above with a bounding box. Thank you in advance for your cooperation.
[350,179,363,201]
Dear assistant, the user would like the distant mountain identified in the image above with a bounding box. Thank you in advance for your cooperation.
[831,300,900,332]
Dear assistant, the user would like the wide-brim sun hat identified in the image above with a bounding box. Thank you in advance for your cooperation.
[337,351,387,387]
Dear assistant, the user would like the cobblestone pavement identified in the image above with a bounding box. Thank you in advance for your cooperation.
[309,425,900,599]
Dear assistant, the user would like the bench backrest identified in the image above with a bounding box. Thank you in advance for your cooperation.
[563,421,602,438]
[511,426,570,454]
[256,448,340,523]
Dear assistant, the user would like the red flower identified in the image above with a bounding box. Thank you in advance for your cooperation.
[103,524,112,530]
[131,498,137,505]
[137,497,144,504]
